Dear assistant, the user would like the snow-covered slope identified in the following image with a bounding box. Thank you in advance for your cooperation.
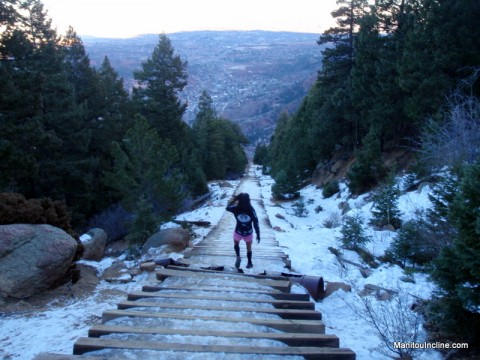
[0,170,443,359]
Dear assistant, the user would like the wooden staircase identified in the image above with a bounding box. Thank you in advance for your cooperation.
[34,166,355,359]
[35,265,355,359]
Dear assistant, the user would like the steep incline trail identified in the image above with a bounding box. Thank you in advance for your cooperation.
[34,165,356,359]
[183,164,291,272]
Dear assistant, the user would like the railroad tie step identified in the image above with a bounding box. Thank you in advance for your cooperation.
[101,309,326,333]
[126,291,315,309]
[73,337,356,359]
[117,299,322,320]
[88,324,337,347]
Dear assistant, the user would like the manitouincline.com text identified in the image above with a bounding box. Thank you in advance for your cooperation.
[393,342,468,350]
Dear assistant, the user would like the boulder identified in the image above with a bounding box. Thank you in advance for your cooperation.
[0,224,78,298]
[142,227,190,255]
[324,282,352,298]
[101,260,133,283]
[80,228,107,261]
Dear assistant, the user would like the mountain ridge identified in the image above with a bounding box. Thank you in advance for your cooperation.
[83,30,324,142]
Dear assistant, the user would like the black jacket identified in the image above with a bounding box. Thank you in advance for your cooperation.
[226,204,260,237]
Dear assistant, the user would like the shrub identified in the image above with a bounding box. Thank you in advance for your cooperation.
[0,192,73,236]
[323,211,342,228]
[292,199,308,217]
[87,203,130,243]
[322,180,340,198]
[419,93,480,169]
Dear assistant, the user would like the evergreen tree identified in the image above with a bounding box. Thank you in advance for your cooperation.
[61,27,97,113]
[132,34,207,197]
[126,195,158,246]
[0,0,95,224]
[340,211,371,250]
[347,128,387,194]
[430,162,480,343]
[192,91,248,180]
[370,178,402,229]
[105,114,185,219]
[132,33,188,139]
[271,169,300,200]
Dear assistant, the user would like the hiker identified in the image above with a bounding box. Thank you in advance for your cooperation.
[226,192,260,269]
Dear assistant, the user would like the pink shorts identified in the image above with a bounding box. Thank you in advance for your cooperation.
[233,231,253,243]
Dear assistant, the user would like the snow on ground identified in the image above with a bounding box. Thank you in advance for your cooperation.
[0,172,444,359]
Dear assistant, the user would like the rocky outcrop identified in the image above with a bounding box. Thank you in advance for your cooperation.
[142,227,190,255]
[0,224,78,298]
[80,228,107,261]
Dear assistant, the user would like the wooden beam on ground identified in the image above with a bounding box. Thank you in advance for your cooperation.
[173,220,211,227]
[102,309,326,334]
[142,284,310,301]
[166,264,291,281]
[73,337,356,359]
[126,291,314,310]
[33,354,105,360]
[117,300,322,320]
[155,268,291,292]
[88,324,336,347]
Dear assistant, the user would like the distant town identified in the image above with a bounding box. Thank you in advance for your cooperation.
[83,30,324,142]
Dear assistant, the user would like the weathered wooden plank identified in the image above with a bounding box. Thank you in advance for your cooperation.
[74,337,356,359]
[142,284,310,301]
[185,250,288,258]
[127,291,314,310]
[102,309,326,334]
[89,324,336,347]
[33,354,106,360]
[117,300,322,320]
[182,253,292,268]
[166,264,292,281]
[155,268,292,292]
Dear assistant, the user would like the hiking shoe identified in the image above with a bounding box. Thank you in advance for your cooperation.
[235,256,241,269]
[246,262,253,269]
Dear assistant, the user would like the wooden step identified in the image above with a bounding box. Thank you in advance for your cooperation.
[33,354,105,360]
[155,268,292,292]
[89,324,336,347]
[102,309,326,333]
[185,250,289,258]
[118,300,322,319]
[73,337,356,359]
[126,291,314,309]
[166,264,292,281]
[142,284,310,301]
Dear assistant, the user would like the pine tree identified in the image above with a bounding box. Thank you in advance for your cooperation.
[370,178,402,229]
[192,91,248,180]
[132,34,207,197]
[340,211,371,250]
[430,162,480,342]
[132,34,188,139]
[105,115,185,220]
[347,128,387,194]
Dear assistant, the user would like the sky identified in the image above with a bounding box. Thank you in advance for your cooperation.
[41,0,338,38]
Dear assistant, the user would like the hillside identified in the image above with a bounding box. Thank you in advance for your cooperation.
[83,31,323,142]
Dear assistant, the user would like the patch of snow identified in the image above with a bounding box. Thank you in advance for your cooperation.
[0,174,445,360]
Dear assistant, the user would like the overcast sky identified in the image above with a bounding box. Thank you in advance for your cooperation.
[41,0,338,38]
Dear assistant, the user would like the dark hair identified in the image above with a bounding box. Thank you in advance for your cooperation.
[236,193,251,211]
